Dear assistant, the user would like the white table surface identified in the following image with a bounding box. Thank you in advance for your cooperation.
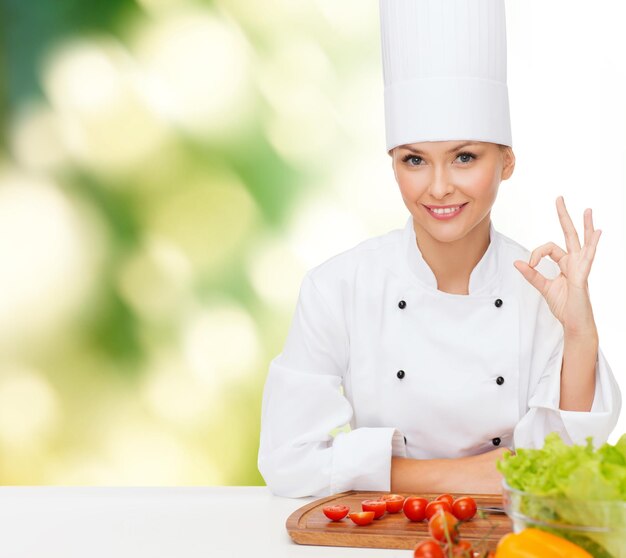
[0,486,416,558]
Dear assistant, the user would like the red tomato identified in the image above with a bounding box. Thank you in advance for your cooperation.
[381,493,405,502]
[428,510,460,543]
[381,494,405,513]
[348,511,375,526]
[413,540,445,558]
[322,505,349,521]
[361,499,386,519]
[435,493,454,507]
[444,540,474,557]
[451,497,477,521]
[425,500,452,520]
[403,496,429,522]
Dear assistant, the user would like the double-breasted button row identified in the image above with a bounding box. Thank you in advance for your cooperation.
[399,298,503,309]
[396,370,505,385]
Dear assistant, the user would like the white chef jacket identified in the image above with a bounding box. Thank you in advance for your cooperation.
[257,216,622,498]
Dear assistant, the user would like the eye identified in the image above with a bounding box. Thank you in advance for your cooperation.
[401,154,422,166]
[456,152,476,163]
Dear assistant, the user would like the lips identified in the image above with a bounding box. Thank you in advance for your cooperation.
[423,203,468,210]
[423,202,468,220]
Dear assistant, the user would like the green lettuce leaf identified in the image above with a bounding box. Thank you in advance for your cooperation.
[497,432,626,558]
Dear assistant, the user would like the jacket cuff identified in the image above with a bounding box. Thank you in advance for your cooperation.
[330,427,406,494]
[514,344,622,450]
[559,345,622,446]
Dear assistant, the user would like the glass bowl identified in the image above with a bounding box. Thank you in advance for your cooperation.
[502,480,626,558]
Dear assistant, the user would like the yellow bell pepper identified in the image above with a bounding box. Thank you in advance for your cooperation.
[495,528,593,558]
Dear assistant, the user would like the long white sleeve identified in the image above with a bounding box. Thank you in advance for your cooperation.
[257,271,406,498]
[513,287,622,450]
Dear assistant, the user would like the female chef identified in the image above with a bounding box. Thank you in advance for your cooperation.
[257,0,622,498]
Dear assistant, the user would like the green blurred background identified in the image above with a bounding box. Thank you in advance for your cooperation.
[3,0,622,485]
[0,0,403,484]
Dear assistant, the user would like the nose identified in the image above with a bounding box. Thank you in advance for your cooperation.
[428,166,455,199]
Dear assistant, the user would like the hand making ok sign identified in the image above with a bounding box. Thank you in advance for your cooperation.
[513,196,602,336]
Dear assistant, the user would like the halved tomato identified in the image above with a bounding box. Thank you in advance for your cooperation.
[322,505,349,521]
[380,493,406,513]
[361,499,387,519]
[348,511,375,526]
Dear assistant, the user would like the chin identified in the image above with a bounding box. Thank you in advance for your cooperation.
[413,216,470,244]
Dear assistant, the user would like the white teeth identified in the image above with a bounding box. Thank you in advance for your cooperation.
[430,205,462,215]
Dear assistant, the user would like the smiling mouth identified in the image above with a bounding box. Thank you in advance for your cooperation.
[424,202,469,216]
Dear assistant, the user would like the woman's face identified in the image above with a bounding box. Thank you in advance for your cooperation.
[391,140,515,243]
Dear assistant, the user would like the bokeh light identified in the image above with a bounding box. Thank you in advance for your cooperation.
[10,103,68,171]
[132,8,254,139]
[116,236,193,322]
[0,365,60,451]
[0,170,105,353]
[42,37,170,176]
[182,303,261,388]
[246,234,305,309]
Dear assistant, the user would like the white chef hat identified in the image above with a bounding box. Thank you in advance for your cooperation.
[379,0,512,154]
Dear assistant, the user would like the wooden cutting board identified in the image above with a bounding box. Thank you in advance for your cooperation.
[286,491,512,551]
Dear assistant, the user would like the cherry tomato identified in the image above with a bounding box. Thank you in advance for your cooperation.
[381,494,405,513]
[361,499,387,519]
[455,540,473,551]
[451,496,477,521]
[435,493,454,507]
[413,540,445,558]
[348,511,375,526]
[425,500,452,520]
[322,505,349,521]
[428,510,460,543]
[444,540,474,557]
[381,493,405,507]
[403,496,429,522]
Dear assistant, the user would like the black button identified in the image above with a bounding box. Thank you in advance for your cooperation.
[492,437,501,446]
[494,299,503,308]
[496,376,505,385]
[404,436,407,444]
[397,370,405,379]
[398,300,406,309]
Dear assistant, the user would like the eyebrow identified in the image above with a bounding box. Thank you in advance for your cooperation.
[399,141,481,155]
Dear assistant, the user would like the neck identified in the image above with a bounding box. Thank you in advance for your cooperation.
[413,215,492,295]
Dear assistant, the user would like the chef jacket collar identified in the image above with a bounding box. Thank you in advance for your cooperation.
[402,215,500,296]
